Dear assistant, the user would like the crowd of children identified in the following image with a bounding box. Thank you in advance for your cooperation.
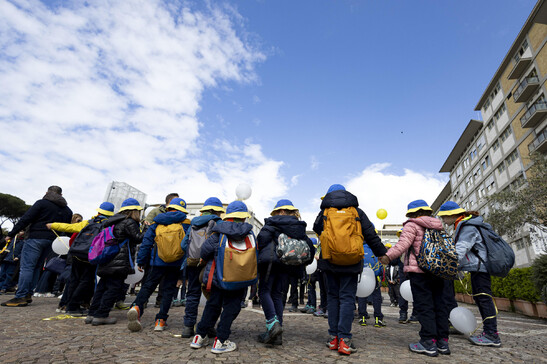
[0,184,505,357]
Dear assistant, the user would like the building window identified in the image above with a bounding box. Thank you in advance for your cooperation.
[465,176,472,188]
[485,175,495,192]
[497,162,506,174]
[510,173,526,190]
[514,39,529,62]
[456,165,463,179]
[500,126,512,142]
[492,139,500,151]
[506,149,519,165]
[473,166,481,181]
[481,155,491,170]
[478,185,485,198]
[493,103,507,122]
[476,135,486,151]
[470,149,477,161]
[487,120,494,130]
[463,157,470,169]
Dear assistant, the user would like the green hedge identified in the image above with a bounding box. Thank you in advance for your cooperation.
[454,268,541,302]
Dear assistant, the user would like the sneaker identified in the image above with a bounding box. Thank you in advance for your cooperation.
[172,299,182,307]
[115,300,130,310]
[1,297,28,307]
[25,294,33,303]
[408,315,419,323]
[127,306,142,332]
[437,338,450,355]
[211,338,237,354]
[409,339,438,357]
[33,293,42,297]
[399,312,408,323]
[288,305,298,313]
[257,317,282,344]
[154,319,167,331]
[374,317,386,327]
[272,333,282,346]
[300,304,311,313]
[389,302,396,307]
[240,300,246,308]
[92,317,117,326]
[44,293,56,298]
[66,310,87,317]
[306,306,316,314]
[358,316,367,326]
[469,332,501,347]
[180,298,186,306]
[313,308,325,317]
[327,336,338,350]
[190,334,209,349]
[338,338,357,355]
[84,316,94,324]
[323,310,328,319]
[181,325,195,338]
[56,306,66,313]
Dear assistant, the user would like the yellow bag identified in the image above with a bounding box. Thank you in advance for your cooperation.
[155,223,186,263]
[320,207,364,265]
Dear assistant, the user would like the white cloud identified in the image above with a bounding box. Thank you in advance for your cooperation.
[298,163,447,234]
[0,0,286,222]
[310,155,319,170]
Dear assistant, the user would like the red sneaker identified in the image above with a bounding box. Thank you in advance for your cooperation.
[338,338,357,355]
[127,306,142,332]
[327,336,338,350]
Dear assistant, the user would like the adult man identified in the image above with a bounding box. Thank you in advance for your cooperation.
[2,186,72,307]
[144,193,179,225]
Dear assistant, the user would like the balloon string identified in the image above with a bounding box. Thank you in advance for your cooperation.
[52,230,70,251]
[458,276,498,335]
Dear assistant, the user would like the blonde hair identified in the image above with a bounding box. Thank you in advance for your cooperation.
[272,209,300,219]
[121,209,141,221]
[71,214,83,223]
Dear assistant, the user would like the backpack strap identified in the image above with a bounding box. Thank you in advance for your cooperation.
[470,226,488,272]
[206,259,216,291]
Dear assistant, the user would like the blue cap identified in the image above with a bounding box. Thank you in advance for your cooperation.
[271,199,299,215]
[224,200,251,220]
[167,197,189,213]
[119,198,143,212]
[96,202,115,216]
[327,184,346,194]
[437,201,466,216]
[200,197,225,213]
[406,199,433,216]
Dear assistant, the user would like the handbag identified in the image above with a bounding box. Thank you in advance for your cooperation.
[45,256,67,274]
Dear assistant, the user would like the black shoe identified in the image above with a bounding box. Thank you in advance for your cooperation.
[399,313,408,323]
[181,325,195,338]
[288,305,298,312]
[92,317,117,326]
[272,333,282,346]
[408,315,419,323]
[66,310,87,317]
[1,297,28,307]
[26,295,33,304]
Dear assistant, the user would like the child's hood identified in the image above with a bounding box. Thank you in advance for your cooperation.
[405,216,443,230]
[213,221,253,240]
[191,214,222,228]
[264,215,307,239]
[153,211,187,225]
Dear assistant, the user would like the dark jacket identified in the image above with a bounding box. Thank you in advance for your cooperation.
[313,190,387,274]
[257,215,315,268]
[137,211,187,267]
[9,192,72,240]
[201,221,254,289]
[97,213,144,278]
[181,214,223,268]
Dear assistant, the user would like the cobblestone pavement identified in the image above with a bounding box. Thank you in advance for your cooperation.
[0,293,546,363]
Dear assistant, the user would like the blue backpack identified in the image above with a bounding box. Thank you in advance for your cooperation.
[363,244,381,277]
[207,232,258,291]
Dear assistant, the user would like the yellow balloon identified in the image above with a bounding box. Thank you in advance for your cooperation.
[376,208,388,220]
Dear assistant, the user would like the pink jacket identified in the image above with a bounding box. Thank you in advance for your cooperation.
[386,216,443,274]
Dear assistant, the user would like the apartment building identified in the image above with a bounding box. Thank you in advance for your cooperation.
[432,0,547,267]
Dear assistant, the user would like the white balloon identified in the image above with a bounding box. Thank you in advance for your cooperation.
[125,269,144,285]
[400,280,414,302]
[356,270,376,297]
[306,259,317,275]
[449,307,477,335]
[52,237,70,255]
[235,183,252,200]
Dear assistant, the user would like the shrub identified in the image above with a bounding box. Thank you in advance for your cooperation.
[531,254,547,304]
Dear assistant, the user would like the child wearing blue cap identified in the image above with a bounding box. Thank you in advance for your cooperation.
[256,199,315,345]
[190,201,255,354]
[180,197,225,339]
[127,198,189,332]
[438,201,501,347]
[87,198,144,326]
[380,199,450,357]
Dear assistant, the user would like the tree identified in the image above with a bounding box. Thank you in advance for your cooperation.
[486,153,547,238]
[0,193,30,230]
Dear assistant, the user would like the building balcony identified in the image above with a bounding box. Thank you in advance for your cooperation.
[513,76,540,103]
[528,128,547,154]
[521,101,547,128]
[508,56,532,80]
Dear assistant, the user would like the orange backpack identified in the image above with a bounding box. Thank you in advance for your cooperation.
[320,207,364,265]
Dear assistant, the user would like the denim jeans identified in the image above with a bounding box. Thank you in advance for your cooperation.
[195,285,245,342]
[0,262,17,290]
[258,265,288,325]
[358,279,383,319]
[324,270,358,339]
[15,238,53,298]
[183,265,203,327]
[306,273,317,307]
[471,272,497,335]
[133,265,179,321]
[409,272,450,341]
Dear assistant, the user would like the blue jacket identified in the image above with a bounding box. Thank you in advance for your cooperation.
[1,237,24,262]
[257,215,315,267]
[454,216,488,273]
[363,244,382,277]
[137,211,187,267]
[201,221,254,289]
[313,190,387,274]
[181,214,222,269]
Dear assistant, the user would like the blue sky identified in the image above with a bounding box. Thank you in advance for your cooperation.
[0,0,537,228]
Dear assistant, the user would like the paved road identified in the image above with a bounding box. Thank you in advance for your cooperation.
[0,293,545,363]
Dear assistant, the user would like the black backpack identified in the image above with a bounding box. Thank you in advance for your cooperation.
[69,216,108,260]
